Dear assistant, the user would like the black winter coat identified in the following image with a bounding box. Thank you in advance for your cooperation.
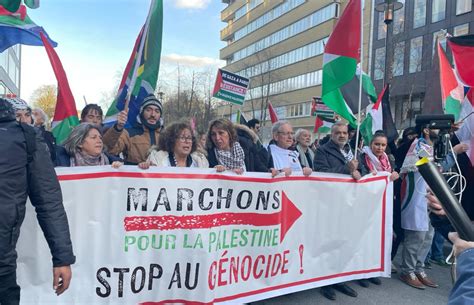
[313,139,367,175]
[54,146,122,167]
[0,119,75,276]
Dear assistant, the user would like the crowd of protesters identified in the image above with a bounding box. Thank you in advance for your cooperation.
[1,94,474,304]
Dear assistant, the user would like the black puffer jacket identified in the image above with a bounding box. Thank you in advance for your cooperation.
[0,118,75,276]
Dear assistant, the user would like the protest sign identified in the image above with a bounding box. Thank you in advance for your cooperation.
[17,167,392,304]
[212,69,249,105]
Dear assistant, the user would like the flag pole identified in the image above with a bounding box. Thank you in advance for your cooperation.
[354,0,364,158]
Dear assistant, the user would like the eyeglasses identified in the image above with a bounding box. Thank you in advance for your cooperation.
[277,131,295,137]
[178,136,193,143]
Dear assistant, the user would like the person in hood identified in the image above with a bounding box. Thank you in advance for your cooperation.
[103,94,163,164]
[6,97,33,125]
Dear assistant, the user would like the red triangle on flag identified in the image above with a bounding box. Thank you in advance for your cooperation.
[314,116,323,133]
[268,101,278,124]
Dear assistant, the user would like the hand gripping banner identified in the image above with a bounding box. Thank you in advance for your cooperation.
[17,167,393,304]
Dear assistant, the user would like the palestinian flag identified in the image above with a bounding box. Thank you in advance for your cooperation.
[314,116,333,133]
[40,32,79,144]
[455,89,474,165]
[360,84,398,145]
[322,0,375,126]
[448,35,474,87]
[422,38,443,115]
[0,4,56,53]
[438,42,463,120]
[268,101,278,124]
[360,85,383,144]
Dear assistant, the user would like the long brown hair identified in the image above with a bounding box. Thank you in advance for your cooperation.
[207,118,238,149]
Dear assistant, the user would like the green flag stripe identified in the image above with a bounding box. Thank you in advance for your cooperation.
[360,113,373,145]
[322,56,357,96]
[322,56,358,125]
[445,95,462,121]
[52,115,80,144]
[322,89,356,125]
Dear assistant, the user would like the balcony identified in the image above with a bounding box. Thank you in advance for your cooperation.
[220,24,234,41]
[221,0,242,22]
[221,7,235,22]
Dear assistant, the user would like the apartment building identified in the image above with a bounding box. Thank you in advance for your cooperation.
[219,0,374,138]
[371,0,473,129]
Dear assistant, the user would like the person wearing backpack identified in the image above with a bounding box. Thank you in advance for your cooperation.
[0,98,75,304]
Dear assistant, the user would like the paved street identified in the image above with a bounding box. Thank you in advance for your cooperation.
[254,256,453,305]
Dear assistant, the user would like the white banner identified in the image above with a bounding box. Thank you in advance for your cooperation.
[17,167,393,304]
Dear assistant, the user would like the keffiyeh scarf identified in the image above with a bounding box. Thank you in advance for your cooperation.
[215,142,246,170]
[362,146,391,173]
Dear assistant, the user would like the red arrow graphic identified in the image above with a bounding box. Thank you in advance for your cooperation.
[124,191,301,242]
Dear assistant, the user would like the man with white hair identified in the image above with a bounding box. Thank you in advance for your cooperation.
[295,128,314,170]
[268,121,312,177]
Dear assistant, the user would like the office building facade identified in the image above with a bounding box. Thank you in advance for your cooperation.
[371,0,473,129]
[0,45,21,98]
[219,0,373,138]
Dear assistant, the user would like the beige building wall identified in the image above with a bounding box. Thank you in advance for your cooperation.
[219,0,374,141]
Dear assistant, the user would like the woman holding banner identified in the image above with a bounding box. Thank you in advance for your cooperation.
[55,123,123,168]
[206,118,248,174]
[139,121,208,168]
[358,131,399,287]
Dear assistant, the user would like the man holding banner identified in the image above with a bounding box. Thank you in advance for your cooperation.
[314,121,367,300]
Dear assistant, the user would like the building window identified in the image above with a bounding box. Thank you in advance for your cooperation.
[234,0,304,41]
[0,50,8,71]
[393,0,405,35]
[456,0,472,15]
[234,0,263,20]
[288,102,311,118]
[433,30,447,57]
[413,0,426,29]
[374,47,385,80]
[8,52,16,85]
[377,12,386,40]
[231,3,338,63]
[393,42,405,77]
[237,37,328,79]
[454,23,469,36]
[246,70,322,101]
[409,36,423,73]
[432,0,446,23]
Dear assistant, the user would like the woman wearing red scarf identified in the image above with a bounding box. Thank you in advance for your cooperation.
[358,131,399,288]
[361,132,399,182]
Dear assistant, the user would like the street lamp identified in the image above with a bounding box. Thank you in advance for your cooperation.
[375,0,404,87]
[375,0,404,24]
